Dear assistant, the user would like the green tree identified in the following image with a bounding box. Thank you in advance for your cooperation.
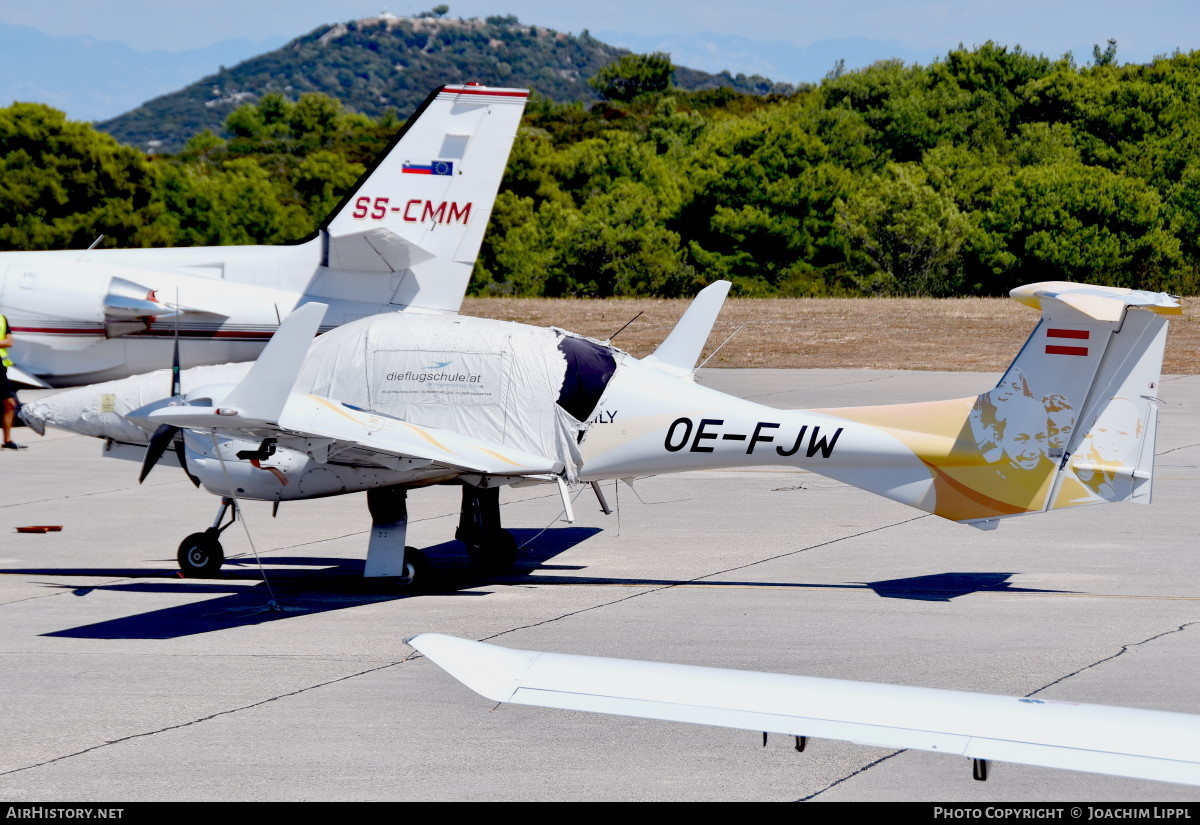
[589,52,675,102]
[0,103,159,250]
[979,162,1181,291]
[836,163,975,296]
[1092,38,1118,67]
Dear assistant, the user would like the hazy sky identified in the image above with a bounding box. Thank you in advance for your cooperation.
[1,0,1196,65]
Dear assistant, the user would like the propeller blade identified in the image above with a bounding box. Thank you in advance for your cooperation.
[139,424,179,484]
[170,313,181,397]
[174,438,201,488]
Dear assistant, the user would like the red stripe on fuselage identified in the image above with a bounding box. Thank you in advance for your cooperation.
[444,87,528,98]
[13,326,105,335]
[1045,345,1089,356]
[1047,328,1090,339]
[13,326,278,340]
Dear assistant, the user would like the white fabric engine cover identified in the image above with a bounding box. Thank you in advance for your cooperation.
[23,362,254,444]
[293,314,588,481]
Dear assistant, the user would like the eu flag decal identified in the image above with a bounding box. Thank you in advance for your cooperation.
[402,160,454,176]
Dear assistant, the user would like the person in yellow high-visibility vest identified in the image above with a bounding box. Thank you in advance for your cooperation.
[0,314,26,449]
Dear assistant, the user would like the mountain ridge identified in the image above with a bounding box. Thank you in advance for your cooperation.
[96,13,792,153]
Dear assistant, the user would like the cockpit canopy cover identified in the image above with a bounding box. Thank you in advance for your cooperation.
[294,314,620,480]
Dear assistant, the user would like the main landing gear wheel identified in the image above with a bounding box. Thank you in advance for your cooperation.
[401,547,432,587]
[177,530,224,578]
[456,485,519,574]
[461,528,519,574]
[364,547,432,593]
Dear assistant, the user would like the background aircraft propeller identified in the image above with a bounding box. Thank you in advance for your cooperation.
[138,307,200,487]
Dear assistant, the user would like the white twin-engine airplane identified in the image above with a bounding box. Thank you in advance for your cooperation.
[22,279,1179,582]
[0,83,528,387]
[409,633,1200,788]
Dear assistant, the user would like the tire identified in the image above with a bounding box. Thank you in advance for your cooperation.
[363,548,433,594]
[177,531,224,578]
[403,547,432,586]
[465,529,519,574]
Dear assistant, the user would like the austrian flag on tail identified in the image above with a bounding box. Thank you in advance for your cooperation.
[403,161,454,176]
[1045,328,1089,356]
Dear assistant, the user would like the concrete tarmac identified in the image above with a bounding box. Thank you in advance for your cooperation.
[1,369,1199,802]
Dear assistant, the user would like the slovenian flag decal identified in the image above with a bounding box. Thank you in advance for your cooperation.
[403,160,454,175]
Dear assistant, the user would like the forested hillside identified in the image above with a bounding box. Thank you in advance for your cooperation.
[4,41,1200,298]
[96,11,789,152]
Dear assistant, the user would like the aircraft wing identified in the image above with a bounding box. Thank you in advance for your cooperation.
[142,301,563,478]
[284,394,564,476]
[6,363,51,390]
[152,393,563,477]
[409,634,1200,787]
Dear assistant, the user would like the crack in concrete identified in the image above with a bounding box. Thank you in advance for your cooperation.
[0,660,403,779]
[798,621,1199,800]
[0,479,184,510]
[795,751,905,802]
[1156,442,1200,457]
[471,514,930,646]
[1025,621,1199,698]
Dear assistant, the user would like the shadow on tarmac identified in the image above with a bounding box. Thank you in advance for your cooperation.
[25,524,1068,641]
[860,571,1068,601]
[471,570,1073,601]
[32,527,602,640]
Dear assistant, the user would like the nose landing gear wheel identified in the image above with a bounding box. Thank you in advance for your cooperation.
[177,530,224,578]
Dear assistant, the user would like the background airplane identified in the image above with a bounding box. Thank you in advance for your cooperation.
[0,83,528,387]
[409,633,1200,788]
[21,280,1179,583]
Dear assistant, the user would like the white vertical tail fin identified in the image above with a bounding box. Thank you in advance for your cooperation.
[642,280,732,376]
[1018,284,1175,512]
[819,282,1180,524]
[216,302,328,425]
[317,84,528,314]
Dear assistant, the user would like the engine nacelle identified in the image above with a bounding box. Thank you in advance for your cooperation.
[0,265,164,326]
[183,433,457,501]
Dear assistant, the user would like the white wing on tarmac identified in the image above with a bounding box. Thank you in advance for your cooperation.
[408,634,1200,787]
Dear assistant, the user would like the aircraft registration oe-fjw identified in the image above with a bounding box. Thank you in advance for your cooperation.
[0,83,528,388]
[21,279,1179,582]
[408,633,1200,787]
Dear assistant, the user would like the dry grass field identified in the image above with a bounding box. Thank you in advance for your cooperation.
[463,295,1200,373]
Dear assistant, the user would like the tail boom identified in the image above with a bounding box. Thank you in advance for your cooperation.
[580,282,1178,528]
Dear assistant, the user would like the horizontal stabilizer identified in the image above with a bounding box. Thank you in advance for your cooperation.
[643,280,732,374]
[410,634,1200,787]
[327,227,436,274]
[1011,281,1181,322]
